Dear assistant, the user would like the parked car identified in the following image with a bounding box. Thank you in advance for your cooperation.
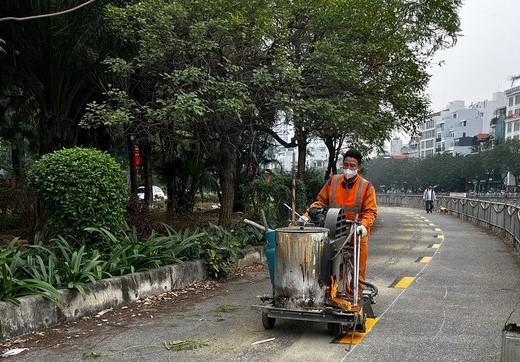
[137,186,166,201]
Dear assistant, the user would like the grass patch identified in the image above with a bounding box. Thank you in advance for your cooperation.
[215,304,239,313]
[166,340,209,351]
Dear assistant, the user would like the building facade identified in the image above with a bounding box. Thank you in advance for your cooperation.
[416,93,507,159]
[504,85,520,140]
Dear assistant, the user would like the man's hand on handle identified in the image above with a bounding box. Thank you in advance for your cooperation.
[356,224,367,237]
[297,215,309,224]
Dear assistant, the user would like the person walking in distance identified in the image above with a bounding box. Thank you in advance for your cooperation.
[423,185,436,213]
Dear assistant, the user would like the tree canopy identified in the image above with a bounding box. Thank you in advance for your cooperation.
[0,0,463,228]
[365,140,520,194]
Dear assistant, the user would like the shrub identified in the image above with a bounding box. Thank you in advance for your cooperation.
[303,169,328,206]
[241,172,307,228]
[0,221,263,305]
[188,223,263,279]
[86,224,204,276]
[28,147,127,245]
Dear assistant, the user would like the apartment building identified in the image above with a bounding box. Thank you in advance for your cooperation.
[404,137,420,158]
[416,93,507,158]
[419,111,437,158]
[443,106,482,155]
[490,106,506,145]
[504,85,520,140]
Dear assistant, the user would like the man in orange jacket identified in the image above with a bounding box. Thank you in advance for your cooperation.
[301,148,377,283]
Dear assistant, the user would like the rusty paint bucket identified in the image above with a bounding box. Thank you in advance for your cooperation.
[502,323,520,362]
[273,226,329,309]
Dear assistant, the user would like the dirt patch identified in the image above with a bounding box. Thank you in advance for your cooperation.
[0,280,219,352]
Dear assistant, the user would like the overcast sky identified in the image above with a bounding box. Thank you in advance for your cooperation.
[426,0,520,111]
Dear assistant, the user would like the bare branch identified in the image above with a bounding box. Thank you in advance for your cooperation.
[0,0,96,23]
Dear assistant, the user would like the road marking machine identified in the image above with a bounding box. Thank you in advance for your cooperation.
[250,207,378,339]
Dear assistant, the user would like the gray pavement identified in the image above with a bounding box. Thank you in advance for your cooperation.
[348,207,520,361]
[1,206,519,361]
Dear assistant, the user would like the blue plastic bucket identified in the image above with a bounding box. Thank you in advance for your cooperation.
[265,230,275,287]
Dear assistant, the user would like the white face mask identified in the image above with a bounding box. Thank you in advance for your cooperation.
[344,168,358,179]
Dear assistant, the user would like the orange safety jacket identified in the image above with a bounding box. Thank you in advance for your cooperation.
[308,174,378,234]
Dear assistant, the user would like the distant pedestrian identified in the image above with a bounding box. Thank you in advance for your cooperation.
[423,185,436,213]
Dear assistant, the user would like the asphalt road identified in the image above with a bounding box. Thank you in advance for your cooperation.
[3,206,520,361]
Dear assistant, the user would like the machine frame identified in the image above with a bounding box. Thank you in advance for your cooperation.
[251,208,377,337]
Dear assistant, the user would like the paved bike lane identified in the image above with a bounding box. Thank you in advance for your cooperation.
[346,206,520,362]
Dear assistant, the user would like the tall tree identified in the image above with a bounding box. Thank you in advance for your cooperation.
[81,0,283,227]
[0,0,121,155]
[266,0,462,178]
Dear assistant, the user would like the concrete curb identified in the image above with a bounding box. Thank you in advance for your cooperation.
[0,246,266,340]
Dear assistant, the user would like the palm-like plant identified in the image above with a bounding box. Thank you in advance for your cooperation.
[0,0,117,155]
[86,224,205,275]
[0,238,64,306]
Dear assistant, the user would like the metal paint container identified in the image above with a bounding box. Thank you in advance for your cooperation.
[273,226,329,309]
[502,323,520,362]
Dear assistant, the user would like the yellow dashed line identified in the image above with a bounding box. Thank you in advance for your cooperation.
[419,256,432,263]
[338,317,379,345]
[395,276,415,288]
[436,234,444,239]
[434,228,442,232]
[430,243,441,249]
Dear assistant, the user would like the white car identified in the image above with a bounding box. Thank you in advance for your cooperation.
[137,185,166,201]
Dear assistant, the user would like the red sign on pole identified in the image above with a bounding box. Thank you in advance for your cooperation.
[133,144,141,167]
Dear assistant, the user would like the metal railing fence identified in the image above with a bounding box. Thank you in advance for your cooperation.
[377,194,520,253]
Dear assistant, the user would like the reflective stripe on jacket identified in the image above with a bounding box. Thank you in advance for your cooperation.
[308,174,378,233]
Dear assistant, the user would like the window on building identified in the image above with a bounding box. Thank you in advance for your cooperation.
[508,122,513,132]
[510,97,514,106]
[516,95,520,105]
[424,119,434,129]
[462,132,466,137]
[453,113,457,119]
[515,121,520,132]
[460,120,466,126]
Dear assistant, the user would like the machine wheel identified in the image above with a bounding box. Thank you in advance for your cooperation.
[355,314,367,333]
[262,313,275,329]
[327,322,342,336]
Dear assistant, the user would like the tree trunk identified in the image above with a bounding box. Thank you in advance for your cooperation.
[323,138,336,180]
[38,115,76,155]
[293,126,309,180]
[158,134,176,213]
[218,136,236,229]
[142,140,152,204]
[127,137,139,207]
[11,142,26,187]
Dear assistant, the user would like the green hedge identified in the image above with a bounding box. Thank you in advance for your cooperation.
[28,147,127,245]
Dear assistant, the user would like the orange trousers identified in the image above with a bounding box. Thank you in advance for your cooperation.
[359,236,368,281]
[345,236,368,296]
